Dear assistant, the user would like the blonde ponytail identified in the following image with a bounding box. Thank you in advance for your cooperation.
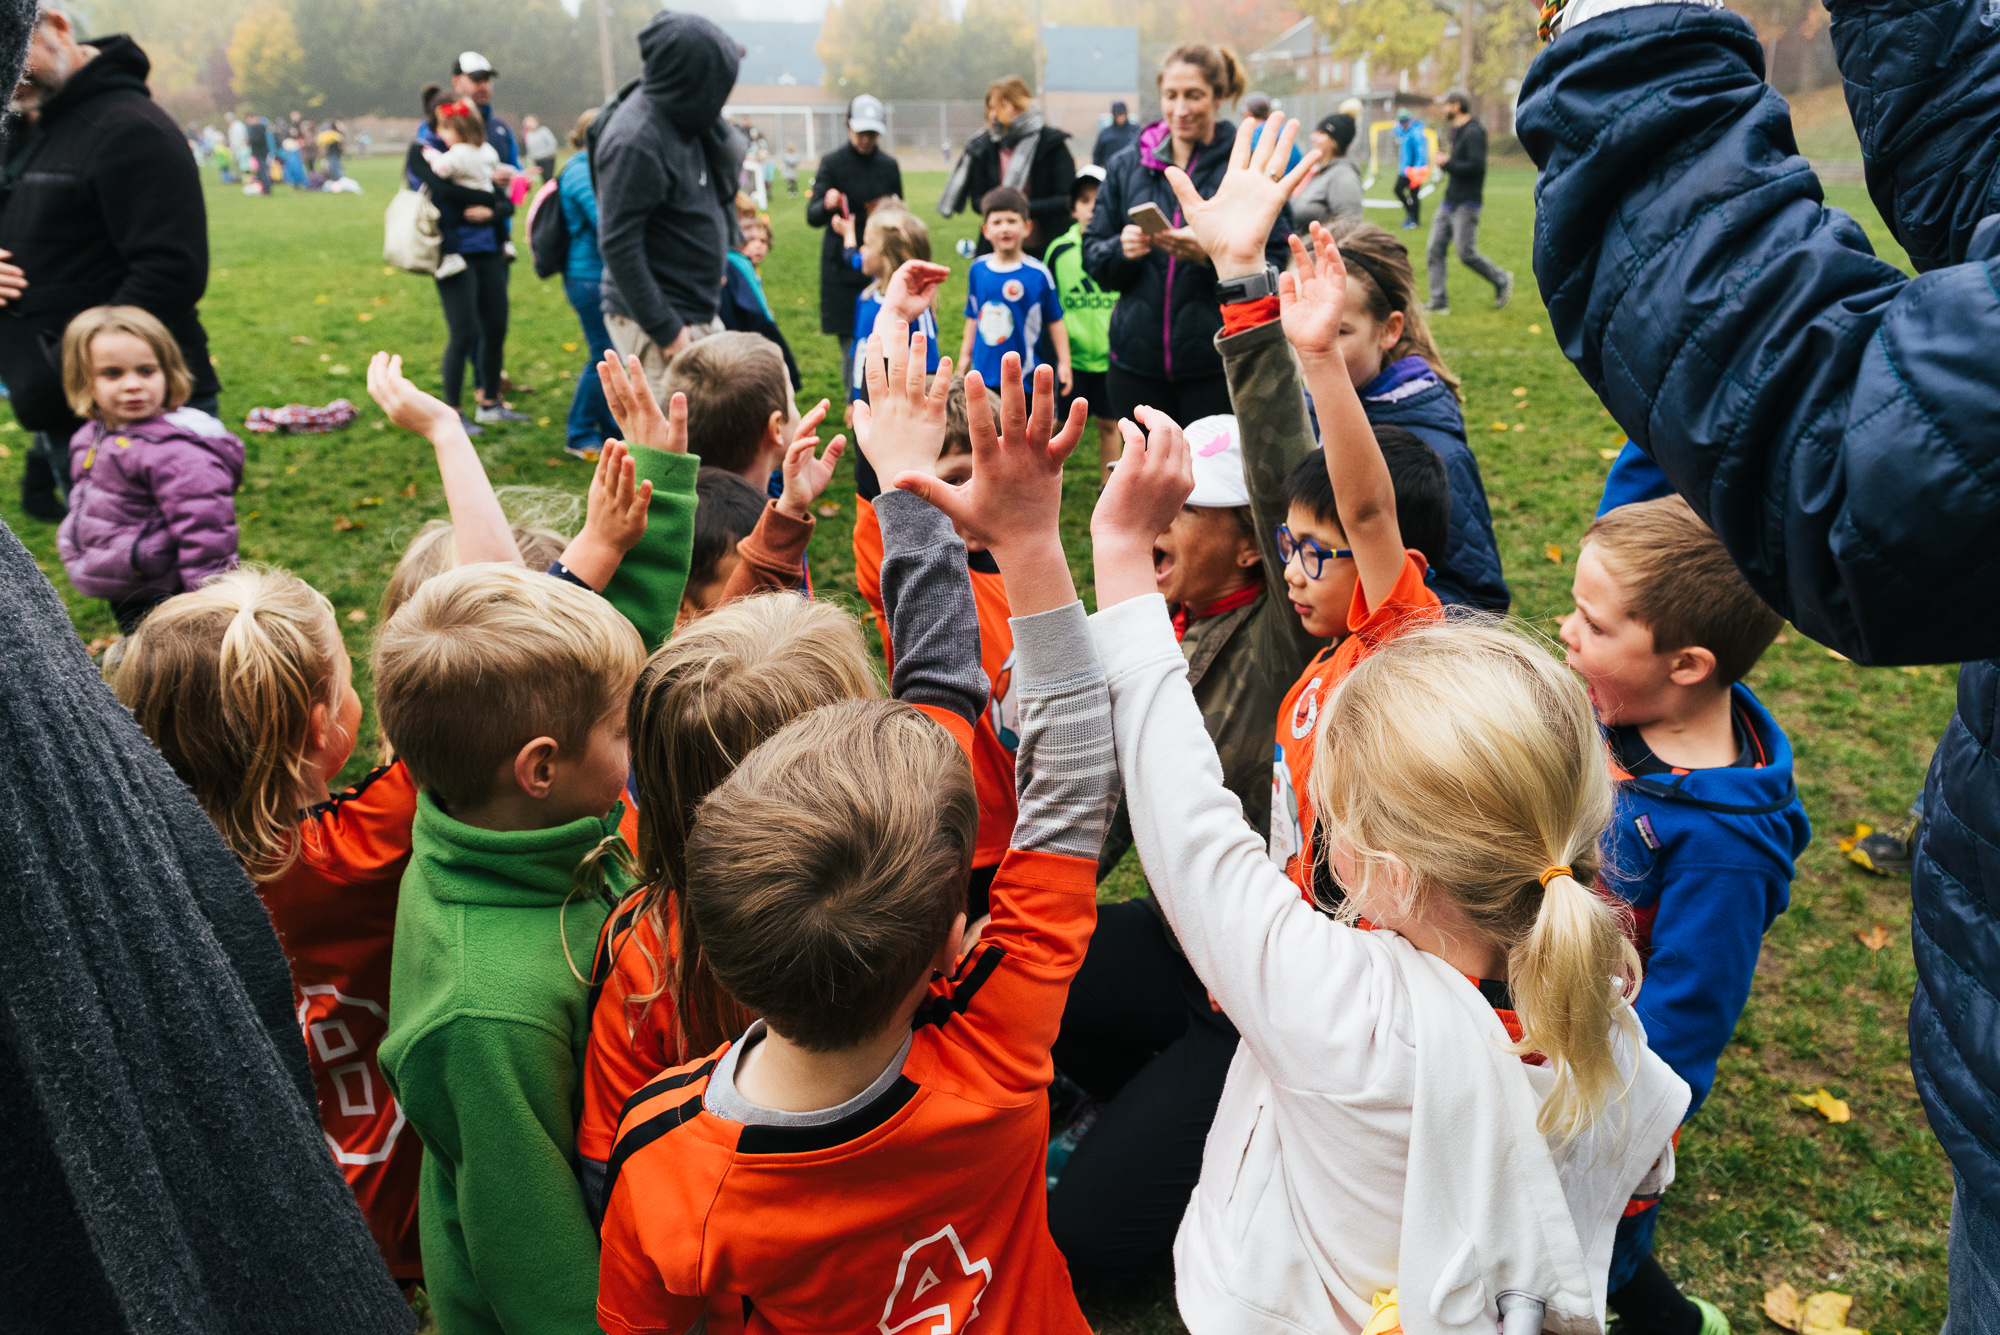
[1312,615,1638,1142]
[117,567,344,881]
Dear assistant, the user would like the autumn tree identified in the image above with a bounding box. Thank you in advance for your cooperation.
[1294,0,1448,87]
[229,0,316,111]
[817,0,1034,101]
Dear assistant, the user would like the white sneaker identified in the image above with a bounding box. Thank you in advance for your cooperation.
[503,240,518,260]
[434,253,466,279]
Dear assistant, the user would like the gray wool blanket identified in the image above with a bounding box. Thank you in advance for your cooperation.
[0,517,414,1332]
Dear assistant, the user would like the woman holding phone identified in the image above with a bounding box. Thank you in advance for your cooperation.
[1082,43,1297,423]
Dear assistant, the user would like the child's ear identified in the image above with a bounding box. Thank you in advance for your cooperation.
[1666,645,1721,689]
[1380,310,1406,351]
[512,736,561,799]
[766,409,787,447]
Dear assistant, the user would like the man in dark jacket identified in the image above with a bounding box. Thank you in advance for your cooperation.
[1093,100,1138,167]
[595,11,745,401]
[806,94,902,387]
[246,113,272,194]
[1424,90,1511,315]
[1520,0,2000,1323]
[0,14,219,521]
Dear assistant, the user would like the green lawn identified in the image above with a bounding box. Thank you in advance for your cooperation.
[1,152,1951,1333]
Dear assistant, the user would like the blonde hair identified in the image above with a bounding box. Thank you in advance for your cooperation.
[381,487,576,622]
[1312,617,1640,1142]
[1326,221,1461,398]
[115,567,344,881]
[862,205,931,288]
[623,593,881,1060]
[373,562,644,809]
[685,698,977,1051]
[985,76,1033,118]
[1582,495,1783,685]
[63,305,194,419]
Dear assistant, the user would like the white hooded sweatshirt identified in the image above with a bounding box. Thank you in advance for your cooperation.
[1090,595,1690,1335]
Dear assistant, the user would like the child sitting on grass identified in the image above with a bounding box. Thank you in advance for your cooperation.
[960,186,1071,400]
[56,305,243,634]
[1561,494,1811,1335]
[596,339,1109,1334]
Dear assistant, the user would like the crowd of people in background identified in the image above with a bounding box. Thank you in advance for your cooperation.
[8,3,2000,1334]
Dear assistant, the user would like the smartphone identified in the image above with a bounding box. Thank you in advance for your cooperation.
[1128,202,1172,235]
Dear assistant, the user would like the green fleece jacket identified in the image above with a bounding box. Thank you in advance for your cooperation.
[380,795,629,1335]
[601,445,699,650]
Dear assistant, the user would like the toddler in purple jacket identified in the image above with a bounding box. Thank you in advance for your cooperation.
[55,306,243,632]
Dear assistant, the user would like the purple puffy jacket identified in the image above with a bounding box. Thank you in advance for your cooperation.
[57,408,244,601]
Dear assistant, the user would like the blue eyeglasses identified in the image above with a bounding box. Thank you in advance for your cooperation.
[1275,525,1352,581]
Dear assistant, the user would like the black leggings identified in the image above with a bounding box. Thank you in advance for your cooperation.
[1395,170,1423,224]
[1047,900,1238,1286]
[437,252,509,410]
[1105,364,1235,427]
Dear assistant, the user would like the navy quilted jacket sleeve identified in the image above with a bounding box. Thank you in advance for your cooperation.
[1517,0,2000,668]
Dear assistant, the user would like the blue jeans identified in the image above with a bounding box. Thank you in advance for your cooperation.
[564,276,616,455]
[1950,1169,2000,1335]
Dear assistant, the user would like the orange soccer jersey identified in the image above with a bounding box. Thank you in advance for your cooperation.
[595,845,1096,1335]
[854,501,1019,868]
[579,705,979,1175]
[261,761,424,1280]
[1270,550,1442,892]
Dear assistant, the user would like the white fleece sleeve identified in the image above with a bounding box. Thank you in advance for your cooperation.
[1090,594,1389,1073]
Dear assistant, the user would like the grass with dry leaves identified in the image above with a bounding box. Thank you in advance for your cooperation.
[0,150,1952,1334]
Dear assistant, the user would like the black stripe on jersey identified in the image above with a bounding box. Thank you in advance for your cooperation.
[912,943,1005,1032]
[301,763,398,818]
[736,1076,919,1155]
[1474,977,1516,1013]
[618,1057,720,1129]
[604,1091,706,1210]
[585,898,647,1021]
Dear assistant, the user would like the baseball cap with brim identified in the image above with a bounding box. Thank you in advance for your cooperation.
[1184,415,1248,508]
[454,51,495,78]
[848,94,886,135]
[1075,163,1107,184]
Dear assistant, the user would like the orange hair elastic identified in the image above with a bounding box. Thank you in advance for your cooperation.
[1538,865,1573,888]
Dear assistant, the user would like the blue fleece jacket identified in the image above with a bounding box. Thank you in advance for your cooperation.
[1597,441,1672,517]
[1603,684,1810,1114]
[1359,358,1511,613]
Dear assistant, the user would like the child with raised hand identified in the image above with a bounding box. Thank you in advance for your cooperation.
[1088,406,1691,1334]
[596,339,1111,1335]
[56,305,244,633]
[576,322,986,1212]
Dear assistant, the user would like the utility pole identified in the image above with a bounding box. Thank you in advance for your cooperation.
[596,0,618,100]
[1033,0,1046,99]
[1458,0,1474,89]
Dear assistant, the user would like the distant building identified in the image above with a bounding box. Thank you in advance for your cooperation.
[1041,24,1140,150]
[720,20,826,106]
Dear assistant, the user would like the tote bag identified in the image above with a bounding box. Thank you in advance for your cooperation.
[384,187,441,273]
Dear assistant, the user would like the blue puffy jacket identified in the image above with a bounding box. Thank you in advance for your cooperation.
[1519,0,2000,1213]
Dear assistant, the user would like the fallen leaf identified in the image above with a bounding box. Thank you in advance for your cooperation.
[401,482,419,499]
[1775,633,1790,644]
[371,295,389,306]
[217,269,230,278]
[1765,1283,1803,1331]
[1544,544,1563,564]
[84,636,117,656]
[537,416,551,426]
[546,457,564,467]
[319,353,331,362]
[243,510,259,522]
[291,334,314,344]
[817,502,840,517]
[563,341,579,352]
[1491,421,1509,431]
[1792,1087,1851,1123]
[1599,449,1620,460]
[1527,323,1541,334]
[313,294,329,304]
[0,420,16,430]
[372,420,387,430]
[1511,386,1528,397]
[356,496,382,507]
[0,443,10,458]
[328,364,350,375]
[284,464,299,474]
[1513,424,1527,432]
[1801,1290,1864,1335]
[1901,665,1922,675]
[332,514,362,532]
[1827,648,1850,661]
[356,312,374,322]
[347,609,368,623]
[1856,923,1892,951]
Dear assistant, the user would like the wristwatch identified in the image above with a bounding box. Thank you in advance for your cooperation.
[1215,264,1282,305]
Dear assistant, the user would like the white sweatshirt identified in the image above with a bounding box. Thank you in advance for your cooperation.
[425,141,499,193]
[1090,595,1690,1335]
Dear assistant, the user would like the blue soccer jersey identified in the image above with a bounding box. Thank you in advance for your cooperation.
[964,255,1063,385]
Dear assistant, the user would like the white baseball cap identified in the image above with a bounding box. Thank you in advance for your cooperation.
[454,51,495,78]
[1183,415,1248,508]
[848,94,886,135]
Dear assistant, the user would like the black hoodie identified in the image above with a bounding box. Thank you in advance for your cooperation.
[595,12,745,347]
[0,35,219,437]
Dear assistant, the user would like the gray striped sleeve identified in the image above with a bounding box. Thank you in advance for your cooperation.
[874,489,988,727]
[1009,601,1118,859]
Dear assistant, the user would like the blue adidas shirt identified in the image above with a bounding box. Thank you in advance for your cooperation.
[964,255,1062,385]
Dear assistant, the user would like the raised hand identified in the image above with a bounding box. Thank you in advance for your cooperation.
[1279,222,1350,365]
[596,352,686,453]
[1164,114,1319,281]
[830,210,857,247]
[366,352,462,439]
[851,321,953,483]
[559,439,654,589]
[877,259,951,327]
[777,399,846,520]
[1090,407,1194,610]
[893,353,1087,615]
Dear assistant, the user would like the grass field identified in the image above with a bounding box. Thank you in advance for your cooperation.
[0,149,1954,1333]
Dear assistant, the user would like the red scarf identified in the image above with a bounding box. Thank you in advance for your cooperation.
[1172,582,1263,641]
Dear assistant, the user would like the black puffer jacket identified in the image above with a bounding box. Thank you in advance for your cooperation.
[1083,120,1293,384]
[955,125,1076,258]
[0,35,218,436]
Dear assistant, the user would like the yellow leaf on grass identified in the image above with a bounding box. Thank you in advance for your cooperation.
[371,295,389,306]
[332,514,362,532]
[401,482,419,499]
[1836,823,1874,855]
[356,312,374,322]
[563,342,579,352]
[817,502,840,518]
[1792,1087,1851,1123]
[313,294,329,303]
[546,457,564,467]
[1491,421,1509,431]
[1801,1290,1866,1335]
[1765,1283,1803,1331]
[356,496,382,507]
[1856,923,1892,951]
[1513,424,1528,432]
[329,365,350,375]
[319,353,331,362]
[538,416,551,426]
[1545,544,1563,564]
[0,444,10,459]
[1599,449,1620,460]
[1827,648,1849,661]
[291,335,313,344]
[1528,323,1541,334]
[1511,386,1528,396]
[347,609,368,623]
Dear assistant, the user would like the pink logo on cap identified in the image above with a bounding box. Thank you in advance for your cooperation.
[1197,429,1234,458]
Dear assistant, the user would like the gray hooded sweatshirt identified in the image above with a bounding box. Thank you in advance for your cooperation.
[596,12,745,346]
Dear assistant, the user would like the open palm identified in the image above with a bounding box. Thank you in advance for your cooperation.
[1163,115,1319,278]
[1279,224,1349,361]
